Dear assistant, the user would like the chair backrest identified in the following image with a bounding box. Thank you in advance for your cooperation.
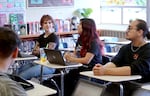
[72,79,106,96]
[102,56,110,64]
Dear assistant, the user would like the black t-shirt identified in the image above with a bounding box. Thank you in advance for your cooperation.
[111,43,150,83]
[76,39,102,69]
[37,33,59,49]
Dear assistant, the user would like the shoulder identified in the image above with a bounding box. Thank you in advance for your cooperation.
[0,73,27,96]
[144,43,150,48]
[38,33,45,39]
[120,43,131,50]
[91,39,100,47]
[91,39,98,44]
[141,43,150,53]
[39,33,45,37]
[50,32,57,36]
[49,32,58,38]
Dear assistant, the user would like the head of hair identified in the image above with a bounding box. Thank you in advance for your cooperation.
[40,14,54,27]
[136,19,150,39]
[78,18,104,57]
[0,27,21,59]
[79,18,98,39]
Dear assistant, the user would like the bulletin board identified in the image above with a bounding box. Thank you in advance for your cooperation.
[0,0,26,12]
[28,0,74,7]
[0,0,26,26]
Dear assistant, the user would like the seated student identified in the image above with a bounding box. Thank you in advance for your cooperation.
[62,18,104,96]
[0,27,27,96]
[18,14,59,80]
[93,19,150,96]
[64,18,104,70]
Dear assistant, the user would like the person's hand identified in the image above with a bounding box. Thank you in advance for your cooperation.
[47,42,56,49]
[93,64,105,76]
[32,47,40,56]
[64,52,76,62]
[64,52,70,59]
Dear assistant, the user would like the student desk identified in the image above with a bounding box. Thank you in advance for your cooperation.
[105,40,150,45]
[34,60,82,96]
[27,81,57,96]
[142,85,150,90]
[15,56,38,61]
[59,48,74,52]
[80,71,141,96]
[105,52,117,57]
[105,41,131,45]
[9,56,38,74]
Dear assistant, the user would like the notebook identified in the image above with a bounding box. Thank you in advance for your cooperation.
[44,49,78,66]
[72,79,105,96]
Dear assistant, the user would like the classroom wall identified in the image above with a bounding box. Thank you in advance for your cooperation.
[26,0,101,24]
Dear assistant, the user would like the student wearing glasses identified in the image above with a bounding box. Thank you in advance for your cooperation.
[93,19,150,96]
[19,14,59,80]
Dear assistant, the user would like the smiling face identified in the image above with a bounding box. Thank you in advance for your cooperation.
[126,20,143,41]
[42,20,53,32]
[40,15,54,33]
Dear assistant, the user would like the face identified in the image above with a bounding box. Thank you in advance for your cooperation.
[126,20,142,40]
[42,20,53,32]
[77,23,82,34]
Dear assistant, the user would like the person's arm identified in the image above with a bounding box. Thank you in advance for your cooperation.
[47,42,57,49]
[32,41,40,56]
[93,63,131,76]
[47,33,59,49]
[104,66,131,76]
[93,45,132,76]
[65,52,94,64]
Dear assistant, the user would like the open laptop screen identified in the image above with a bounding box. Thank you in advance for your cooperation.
[72,79,105,96]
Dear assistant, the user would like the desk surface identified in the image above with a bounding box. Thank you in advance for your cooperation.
[34,60,82,69]
[59,47,74,51]
[105,41,131,45]
[80,71,141,82]
[26,81,57,96]
[142,85,150,90]
[15,56,38,61]
[105,52,117,57]
[104,40,150,45]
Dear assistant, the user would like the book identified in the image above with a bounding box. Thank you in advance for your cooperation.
[0,14,7,27]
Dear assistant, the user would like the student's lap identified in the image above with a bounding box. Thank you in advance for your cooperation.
[18,63,55,80]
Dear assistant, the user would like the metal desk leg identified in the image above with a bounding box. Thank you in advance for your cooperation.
[60,70,65,96]
[119,84,124,96]
[40,65,43,84]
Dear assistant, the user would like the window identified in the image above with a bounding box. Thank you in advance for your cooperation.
[100,0,147,25]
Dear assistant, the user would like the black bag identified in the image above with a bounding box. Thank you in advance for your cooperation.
[7,74,34,90]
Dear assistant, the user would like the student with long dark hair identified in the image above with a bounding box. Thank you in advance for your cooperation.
[65,18,104,70]
[61,18,104,96]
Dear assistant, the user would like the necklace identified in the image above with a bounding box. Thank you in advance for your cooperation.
[44,32,51,38]
[131,44,141,52]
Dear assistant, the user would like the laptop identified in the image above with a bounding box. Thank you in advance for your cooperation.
[44,49,78,66]
[72,79,106,96]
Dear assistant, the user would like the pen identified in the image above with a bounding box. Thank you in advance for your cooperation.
[46,43,48,48]
[18,82,31,86]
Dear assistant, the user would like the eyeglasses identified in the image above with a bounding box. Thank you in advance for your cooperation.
[127,27,137,31]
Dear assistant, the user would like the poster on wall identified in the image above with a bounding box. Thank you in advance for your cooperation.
[28,0,74,7]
